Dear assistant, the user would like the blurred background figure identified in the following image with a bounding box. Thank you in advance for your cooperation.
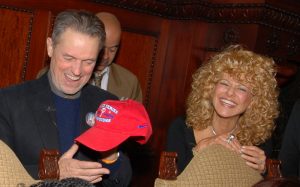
[279,100,300,177]
[90,12,143,103]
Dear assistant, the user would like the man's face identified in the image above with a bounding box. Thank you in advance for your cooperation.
[47,28,101,95]
[96,27,120,72]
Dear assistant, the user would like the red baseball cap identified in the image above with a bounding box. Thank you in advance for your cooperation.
[75,99,152,151]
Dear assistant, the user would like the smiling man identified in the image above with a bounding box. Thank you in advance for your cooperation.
[0,10,131,186]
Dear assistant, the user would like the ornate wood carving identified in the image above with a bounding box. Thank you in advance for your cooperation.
[93,1,300,35]
[38,149,60,180]
[145,39,158,108]
[158,151,178,180]
[22,16,34,81]
[223,28,240,45]
[265,159,282,179]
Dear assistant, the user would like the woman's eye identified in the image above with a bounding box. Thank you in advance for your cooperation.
[238,87,248,92]
[219,81,229,86]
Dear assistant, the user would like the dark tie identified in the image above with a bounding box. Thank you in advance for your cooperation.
[93,73,103,87]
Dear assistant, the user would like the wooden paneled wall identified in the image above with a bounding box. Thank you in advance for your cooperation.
[0,0,299,186]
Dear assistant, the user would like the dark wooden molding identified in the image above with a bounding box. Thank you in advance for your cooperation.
[144,39,159,108]
[22,15,34,82]
[261,5,300,35]
[93,1,300,35]
[0,4,33,13]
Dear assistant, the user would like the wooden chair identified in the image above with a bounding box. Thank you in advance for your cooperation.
[158,151,283,180]
[38,149,60,180]
[158,151,178,180]
[265,159,282,179]
[38,149,283,181]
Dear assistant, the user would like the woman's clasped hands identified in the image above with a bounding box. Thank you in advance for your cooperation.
[194,133,266,174]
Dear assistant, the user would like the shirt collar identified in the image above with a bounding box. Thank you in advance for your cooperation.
[48,71,81,99]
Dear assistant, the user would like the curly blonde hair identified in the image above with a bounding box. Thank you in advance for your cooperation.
[186,45,279,146]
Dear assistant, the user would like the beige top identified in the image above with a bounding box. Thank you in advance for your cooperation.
[0,140,39,187]
[155,144,263,187]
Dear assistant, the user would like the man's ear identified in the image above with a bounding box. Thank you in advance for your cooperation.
[46,37,53,57]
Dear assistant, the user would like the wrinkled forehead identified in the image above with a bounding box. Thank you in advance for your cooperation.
[105,30,121,47]
[55,28,103,49]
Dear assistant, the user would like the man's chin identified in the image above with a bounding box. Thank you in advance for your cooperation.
[97,61,113,70]
[96,65,107,71]
[62,87,81,95]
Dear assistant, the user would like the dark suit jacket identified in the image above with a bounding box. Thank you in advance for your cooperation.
[0,74,131,186]
[108,63,142,103]
[279,100,300,177]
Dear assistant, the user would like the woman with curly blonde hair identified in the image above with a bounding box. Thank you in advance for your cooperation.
[166,44,279,174]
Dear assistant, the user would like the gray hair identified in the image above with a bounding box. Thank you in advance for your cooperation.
[51,10,105,50]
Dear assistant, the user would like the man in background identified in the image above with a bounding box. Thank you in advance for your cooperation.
[90,12,143,103]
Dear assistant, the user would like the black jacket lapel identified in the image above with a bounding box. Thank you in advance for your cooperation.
[28,74,59,149]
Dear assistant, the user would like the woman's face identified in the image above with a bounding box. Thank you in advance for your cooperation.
[212,73,253,119]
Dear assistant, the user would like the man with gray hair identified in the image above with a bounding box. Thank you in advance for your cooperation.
[0,10,131,186]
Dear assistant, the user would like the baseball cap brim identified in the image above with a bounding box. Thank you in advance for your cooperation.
[75,127,130,152]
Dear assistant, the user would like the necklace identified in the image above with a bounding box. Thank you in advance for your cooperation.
[211,123,238,136]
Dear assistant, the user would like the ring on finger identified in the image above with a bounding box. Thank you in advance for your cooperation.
[226,134,235,144]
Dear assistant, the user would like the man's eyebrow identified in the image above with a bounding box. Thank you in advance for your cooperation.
[105,45,119,48]
[63,53,96,62]
[63,53,74,57]
[84,58,97,61]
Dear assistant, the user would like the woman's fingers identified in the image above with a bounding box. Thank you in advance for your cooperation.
[241,146,266,173]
